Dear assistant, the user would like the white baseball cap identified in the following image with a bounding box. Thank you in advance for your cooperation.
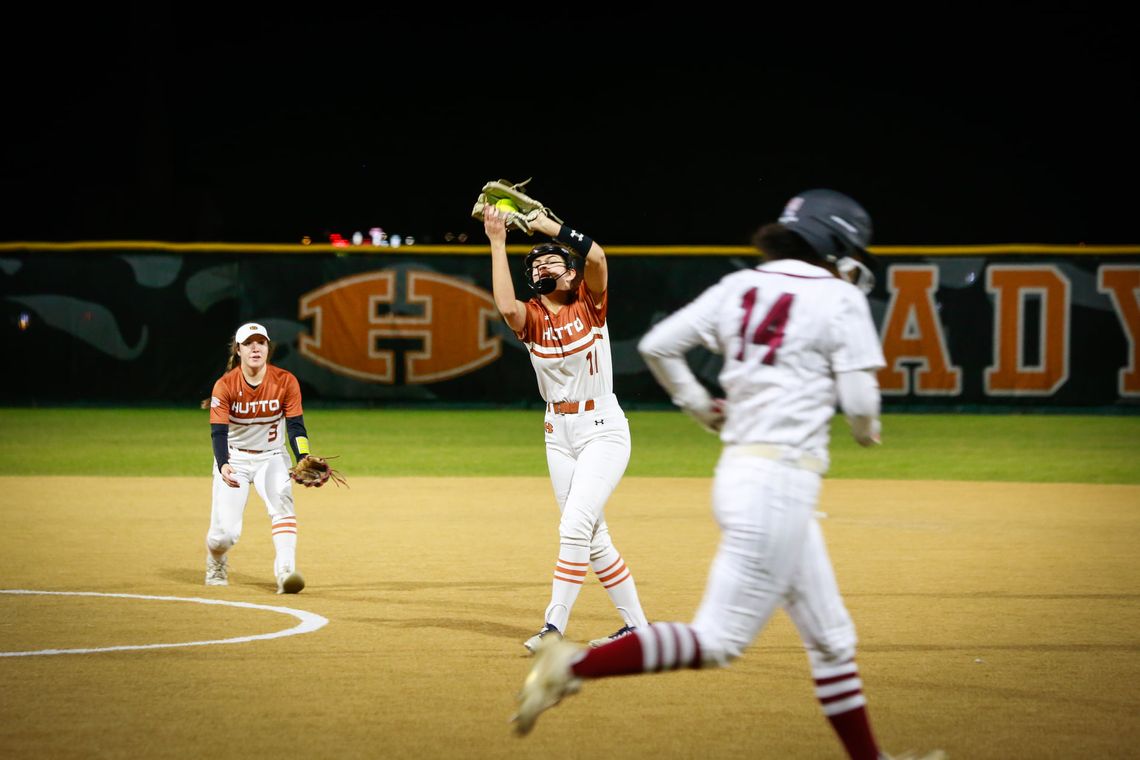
[235,322,270,343]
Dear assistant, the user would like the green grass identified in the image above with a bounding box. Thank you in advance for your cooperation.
[0,408,1137,483]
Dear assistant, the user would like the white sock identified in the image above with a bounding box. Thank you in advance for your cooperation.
[271,515,298,576]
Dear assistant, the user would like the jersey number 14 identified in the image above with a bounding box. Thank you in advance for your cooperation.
[736,290,794,365]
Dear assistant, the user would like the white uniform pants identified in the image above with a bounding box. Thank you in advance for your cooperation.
[692,450,856,667]
[207,448,296,555]
[543,393,630,548]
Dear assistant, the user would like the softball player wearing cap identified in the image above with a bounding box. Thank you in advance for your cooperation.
[512,191,946,759]
[483,204,650,654]
[205,322,313,594]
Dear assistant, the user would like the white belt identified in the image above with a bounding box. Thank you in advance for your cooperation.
[725,444,827,474]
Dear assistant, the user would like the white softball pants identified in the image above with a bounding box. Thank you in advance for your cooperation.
[207,448,296,556]
[543,394,631,550]
[691,450,857,669]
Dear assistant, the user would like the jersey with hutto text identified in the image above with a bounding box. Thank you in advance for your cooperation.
[649,258,885,458]
[516,281,612,403]
[208,365,304,451]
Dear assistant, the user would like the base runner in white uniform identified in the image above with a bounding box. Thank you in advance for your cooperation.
[205,322,317,595]
[483,202,650,654]
[512,191,946,760]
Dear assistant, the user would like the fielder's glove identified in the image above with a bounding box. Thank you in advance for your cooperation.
[289,455,348,488]
[471,177,564,235]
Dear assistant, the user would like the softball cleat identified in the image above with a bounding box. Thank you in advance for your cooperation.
[205,556,229,586]
[588,624,636,648]
[276,569,305,594]
[512,638,583,736]
[523,622,562,655]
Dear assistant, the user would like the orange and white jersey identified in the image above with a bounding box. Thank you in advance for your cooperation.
[516,281,612,403]
[208,365,304,452]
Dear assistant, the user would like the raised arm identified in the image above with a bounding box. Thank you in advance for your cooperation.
[529,213,607,300]
[485,206,528,333]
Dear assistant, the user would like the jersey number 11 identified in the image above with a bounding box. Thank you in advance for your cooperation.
[586,346,599,375]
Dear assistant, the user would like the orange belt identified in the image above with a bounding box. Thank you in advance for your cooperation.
[548,399,596,415]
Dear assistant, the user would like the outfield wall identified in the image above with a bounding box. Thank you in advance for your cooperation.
[2,242,1137,410]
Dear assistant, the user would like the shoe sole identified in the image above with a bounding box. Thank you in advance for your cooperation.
[277,571,305,594]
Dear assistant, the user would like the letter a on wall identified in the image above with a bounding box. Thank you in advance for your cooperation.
[878,265,962,396]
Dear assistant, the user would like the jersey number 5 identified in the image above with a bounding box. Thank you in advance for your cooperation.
[736,290,794,364]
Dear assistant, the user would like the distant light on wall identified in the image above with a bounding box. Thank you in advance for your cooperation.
[320,228,413,246]
[301,236,312,245]
[18,312,30,330]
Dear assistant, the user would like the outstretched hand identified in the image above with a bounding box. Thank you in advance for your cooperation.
[483,205,508,245]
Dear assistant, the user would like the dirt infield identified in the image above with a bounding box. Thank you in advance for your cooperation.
[2,477,1137,759]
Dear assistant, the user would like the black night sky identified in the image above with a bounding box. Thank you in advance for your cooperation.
[4,6,1136,247]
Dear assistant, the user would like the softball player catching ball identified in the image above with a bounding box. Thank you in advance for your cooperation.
[512,190,946,759]
[205,322,314,595]
[483,202,650,654]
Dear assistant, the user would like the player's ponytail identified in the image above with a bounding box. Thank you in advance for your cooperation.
[226,340,240,372]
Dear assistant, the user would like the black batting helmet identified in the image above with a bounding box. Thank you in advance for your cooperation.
[777,189,873,263]
[524,243,579,295]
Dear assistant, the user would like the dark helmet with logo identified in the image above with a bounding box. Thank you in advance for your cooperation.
[777,189,873,263]
[524,243,579,295]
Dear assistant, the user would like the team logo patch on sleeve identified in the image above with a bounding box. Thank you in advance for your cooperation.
[210,396,222,408]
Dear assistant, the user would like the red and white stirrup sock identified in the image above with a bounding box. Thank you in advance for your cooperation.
[572,622,702,678]
[814,660,880,760]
